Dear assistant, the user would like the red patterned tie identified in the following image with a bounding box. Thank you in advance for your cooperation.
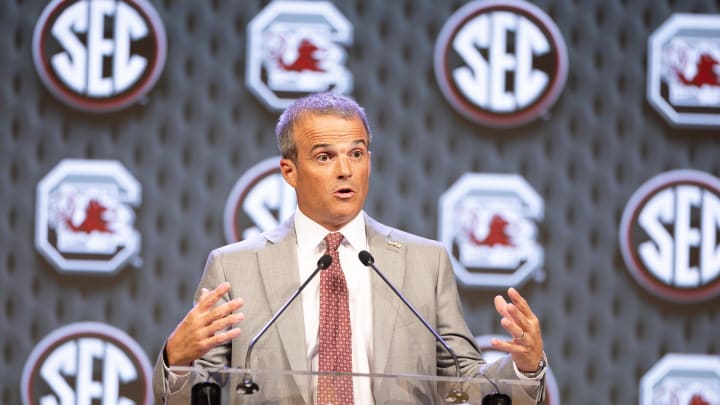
[317,232,354,405]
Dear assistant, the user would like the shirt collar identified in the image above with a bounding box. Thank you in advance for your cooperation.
[294,208,367,254]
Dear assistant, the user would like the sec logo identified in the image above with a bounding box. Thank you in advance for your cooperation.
[32,0,167,112]
[20,322,153,405]
[619,170,720,302]
[434,0,568,128]
[224,156,296,243]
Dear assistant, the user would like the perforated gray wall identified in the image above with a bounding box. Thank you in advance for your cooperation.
[1,0,719,404]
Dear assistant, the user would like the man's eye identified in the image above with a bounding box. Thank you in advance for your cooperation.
[350,150,364,159]
[316,154,330,162]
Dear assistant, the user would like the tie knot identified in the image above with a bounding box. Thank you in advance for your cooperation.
[324,232,344,252]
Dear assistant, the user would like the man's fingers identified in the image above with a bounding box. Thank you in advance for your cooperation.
[504,303,530,332]
[508,287,533,317]
[205,328,242,350]
[493,295,509,317]
[491,288,544,370]
[500,317,523,338]
[207,297,244,322]
[197,282,232,310]
[497,294,530,331]
[504,288,539,330]
[204,312,245,336]
[489,337,527,354]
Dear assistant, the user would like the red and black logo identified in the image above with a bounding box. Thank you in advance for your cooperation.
[21,322,153,405]
[32,0,167,112]
[223,156,296,243]
[434,0,568,128]
[619,170,720,302]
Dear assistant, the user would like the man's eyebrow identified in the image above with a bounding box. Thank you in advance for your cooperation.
[310,143,330,153]
[309,139,367,152]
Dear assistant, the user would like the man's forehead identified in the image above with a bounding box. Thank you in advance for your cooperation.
[295,110,362,126]
[295,113,368,138]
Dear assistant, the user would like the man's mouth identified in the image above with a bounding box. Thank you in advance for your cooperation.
[334,187,355,198]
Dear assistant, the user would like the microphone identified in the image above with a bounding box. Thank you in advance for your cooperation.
[358,250,512,404]
[358,250,470,403]
[237,254,333,395]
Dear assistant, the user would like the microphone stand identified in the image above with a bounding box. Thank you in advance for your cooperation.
[358,250,469,403]
[237,254,333,395]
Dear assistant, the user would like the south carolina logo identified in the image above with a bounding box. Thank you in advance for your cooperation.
[35,159,142,274]
[639,354,720,405]
[246,0,353,111]
[434,0,568,127]
[647,14,720,127]
[439,173,544,288]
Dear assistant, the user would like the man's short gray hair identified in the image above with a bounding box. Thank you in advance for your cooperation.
[275,92,372,161]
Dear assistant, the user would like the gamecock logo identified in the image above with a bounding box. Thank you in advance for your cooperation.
[35,159,142,274]
[647,14,720,127]
[639,354,720,405]
[246,0,353,111]
[439,173,544,288]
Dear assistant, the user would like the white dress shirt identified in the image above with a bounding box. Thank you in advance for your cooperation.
[294,209,374,405]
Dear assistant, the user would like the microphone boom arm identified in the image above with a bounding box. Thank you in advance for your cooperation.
[244,255,332,369]
[238,255,332,395]
[358,251,461,379]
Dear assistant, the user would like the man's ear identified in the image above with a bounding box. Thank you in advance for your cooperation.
[280,157,297,188]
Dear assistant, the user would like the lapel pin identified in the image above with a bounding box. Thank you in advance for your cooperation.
[386,240,402,249]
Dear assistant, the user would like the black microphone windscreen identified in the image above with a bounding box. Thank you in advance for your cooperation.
[358,250,374,266]
[318,254,333,269]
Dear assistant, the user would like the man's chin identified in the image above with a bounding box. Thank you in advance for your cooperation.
[327,209,362,229]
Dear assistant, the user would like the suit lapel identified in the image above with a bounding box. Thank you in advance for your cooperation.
[366,218,405,374]
[257,223,312,405]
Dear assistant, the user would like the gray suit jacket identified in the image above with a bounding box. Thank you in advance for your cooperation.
[153,214,538,404]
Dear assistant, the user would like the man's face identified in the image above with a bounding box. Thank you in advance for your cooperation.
[280,113,371,231]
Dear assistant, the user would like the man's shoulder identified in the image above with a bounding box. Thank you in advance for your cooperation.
[366,216,444,250]
[210,234,267,257]
[209,223,292,258]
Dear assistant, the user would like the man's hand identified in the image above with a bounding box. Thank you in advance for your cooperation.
[165,282,245,366]
[490,287,544,373]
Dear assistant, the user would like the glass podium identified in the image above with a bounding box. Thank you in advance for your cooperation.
[163,366,542,404]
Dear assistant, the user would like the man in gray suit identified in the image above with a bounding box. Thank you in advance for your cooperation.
[153,93,547,404]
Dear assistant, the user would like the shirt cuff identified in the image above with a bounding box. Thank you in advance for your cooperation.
[512,353,548,380]
[162,345,191,392]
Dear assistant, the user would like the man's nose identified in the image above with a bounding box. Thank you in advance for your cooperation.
[335,155,352,178]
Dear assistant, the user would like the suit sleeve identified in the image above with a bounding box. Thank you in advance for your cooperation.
[434,244,485,377]
[435,246,545,403]
[152,249,233,404]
